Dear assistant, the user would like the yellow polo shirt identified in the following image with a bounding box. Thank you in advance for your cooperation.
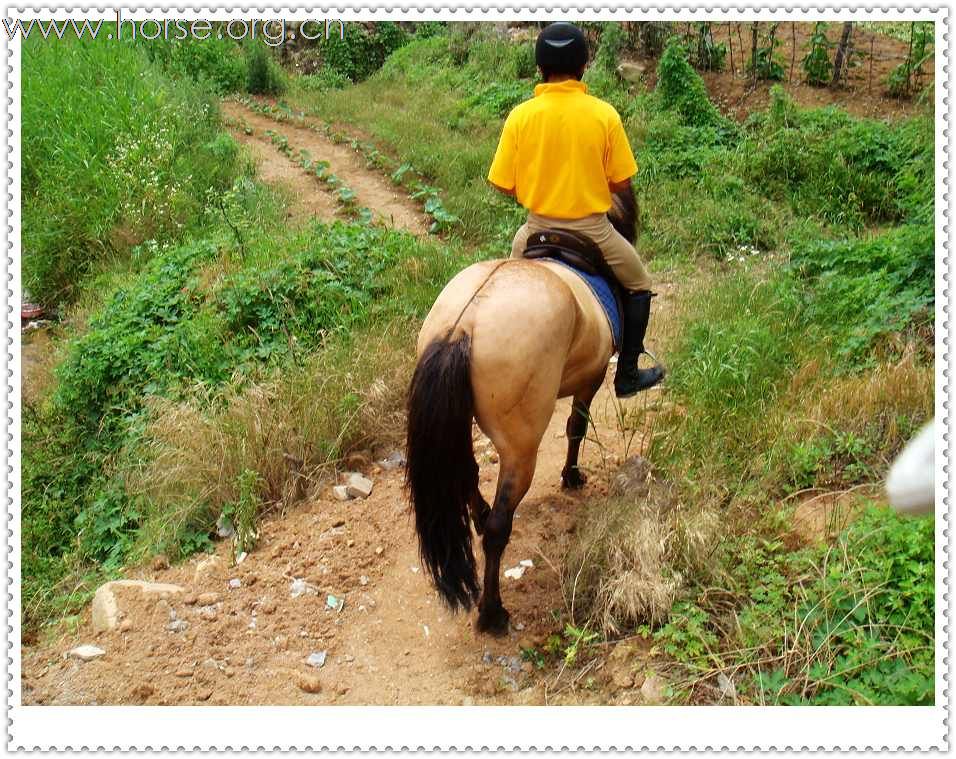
[487,79,638,219]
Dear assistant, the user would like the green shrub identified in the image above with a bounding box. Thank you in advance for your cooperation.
[246,43,285,95]
[802,22,833,86]
[162,37,246,93]
[656,37,731,132]
[790,224,934,362]
[321,21,408,82]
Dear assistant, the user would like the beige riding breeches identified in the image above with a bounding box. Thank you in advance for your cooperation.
[510,212,652,292]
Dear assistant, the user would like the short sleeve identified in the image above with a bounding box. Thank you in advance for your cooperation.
[605,115,638,184]
[487,111,519,190]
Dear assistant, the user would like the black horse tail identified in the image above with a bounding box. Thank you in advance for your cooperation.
[405,334,481,611]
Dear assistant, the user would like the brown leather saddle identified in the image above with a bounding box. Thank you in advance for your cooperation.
[523,228,626,313]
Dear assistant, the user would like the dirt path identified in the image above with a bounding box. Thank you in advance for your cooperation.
[221,101,428,236]
[20,113,674,705]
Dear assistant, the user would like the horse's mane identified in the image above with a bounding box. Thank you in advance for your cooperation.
[607,184,640,245]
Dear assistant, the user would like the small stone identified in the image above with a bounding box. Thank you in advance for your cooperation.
[380,451,406,470]
[306,651,327,668]
[274,635,289,651]
[183,594,198,606]
[617,61,646,84]
[514,622,525,631]
[260,598,277,614]
[68,645,105,662]
[336,685,349,696]
[296,672,322,694]
[175,667,194,678]
[228,578,241,589]
[166,620,189,633]
[201,658,221,672]
[717,672,736,701]
[216,514,234,538]
[196,688,213,702]
[151,554,170,571]
[519,559,534,568]
[359,575,369,586]
[131,683,154,700]
[118,619,133,633]
[347,539,355,548]
[197,592,220,606]
[343,654,354,663]
[332,485,351,501]
[612,670,634,690]
[345,473,373,499]
[374,547,384,556]
[640,673,666,705]
[503,566,526,580]
[199,606,217,621]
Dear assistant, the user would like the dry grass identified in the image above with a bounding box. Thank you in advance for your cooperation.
[562,463,723,636]
[125,323,415,559]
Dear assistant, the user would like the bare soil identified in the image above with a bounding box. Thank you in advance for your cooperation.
[221,101,429,237]
[21,110,676,706]
[639,22,934,122]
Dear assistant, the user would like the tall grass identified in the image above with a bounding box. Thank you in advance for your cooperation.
[22,32,239,304]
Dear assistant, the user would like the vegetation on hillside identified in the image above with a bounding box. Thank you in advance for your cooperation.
[21,22,935,705]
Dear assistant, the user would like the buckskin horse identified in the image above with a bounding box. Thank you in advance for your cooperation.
[405,189,639,635]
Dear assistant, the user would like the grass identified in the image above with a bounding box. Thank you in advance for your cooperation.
[22,31,240,306]
[21,23,937,705]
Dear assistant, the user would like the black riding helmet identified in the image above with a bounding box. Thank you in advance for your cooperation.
[535,22,589,78]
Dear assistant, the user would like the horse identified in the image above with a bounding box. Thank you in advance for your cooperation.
[405,189,639,635]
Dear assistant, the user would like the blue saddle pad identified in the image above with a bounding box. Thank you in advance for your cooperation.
[542,258,622,348]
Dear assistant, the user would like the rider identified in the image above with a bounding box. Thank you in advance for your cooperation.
[487,21,665,398]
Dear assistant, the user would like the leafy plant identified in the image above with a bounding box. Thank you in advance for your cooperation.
[802,22,833,86]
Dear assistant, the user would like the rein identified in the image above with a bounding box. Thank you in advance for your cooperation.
[444,259,512,340]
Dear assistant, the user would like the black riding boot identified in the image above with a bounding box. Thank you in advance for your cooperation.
[614,290,665,398]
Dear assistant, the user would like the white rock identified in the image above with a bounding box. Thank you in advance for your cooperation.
[228,578,241,589]
[503,566,526,580]
[306,651,327,668]
[68,644,105,662]
[332,485,352,501]
[91,580,185,632]
[345,473,373,499]
[519,559,534,568]
[216,513,235,538]
[166,620,189,633]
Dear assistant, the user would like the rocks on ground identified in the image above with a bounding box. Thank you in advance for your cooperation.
[91,580,185,632]
[68,645,105,662]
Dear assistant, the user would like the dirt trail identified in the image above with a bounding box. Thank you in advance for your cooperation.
[21,113,673,705]
[221,101,428,236]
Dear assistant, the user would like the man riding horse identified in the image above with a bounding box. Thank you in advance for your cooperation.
[406,22,666,635]
[487,21,665,397]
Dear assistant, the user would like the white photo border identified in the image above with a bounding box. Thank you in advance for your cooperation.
[4,6,949,751]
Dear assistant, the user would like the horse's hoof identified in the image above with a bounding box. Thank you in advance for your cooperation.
[561,468,587,490]
[476,607,511,637]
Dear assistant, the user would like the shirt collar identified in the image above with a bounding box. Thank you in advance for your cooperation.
[534,79,588,97]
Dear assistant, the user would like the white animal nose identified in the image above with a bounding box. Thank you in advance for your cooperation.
[886,420,935,516]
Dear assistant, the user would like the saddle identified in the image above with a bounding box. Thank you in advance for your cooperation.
[522,228,625,315]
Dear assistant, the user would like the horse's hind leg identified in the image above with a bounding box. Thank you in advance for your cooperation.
[476,455,535,635]
[475,391,555,635]
[561,376,604,490]
[469,491,491,535]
